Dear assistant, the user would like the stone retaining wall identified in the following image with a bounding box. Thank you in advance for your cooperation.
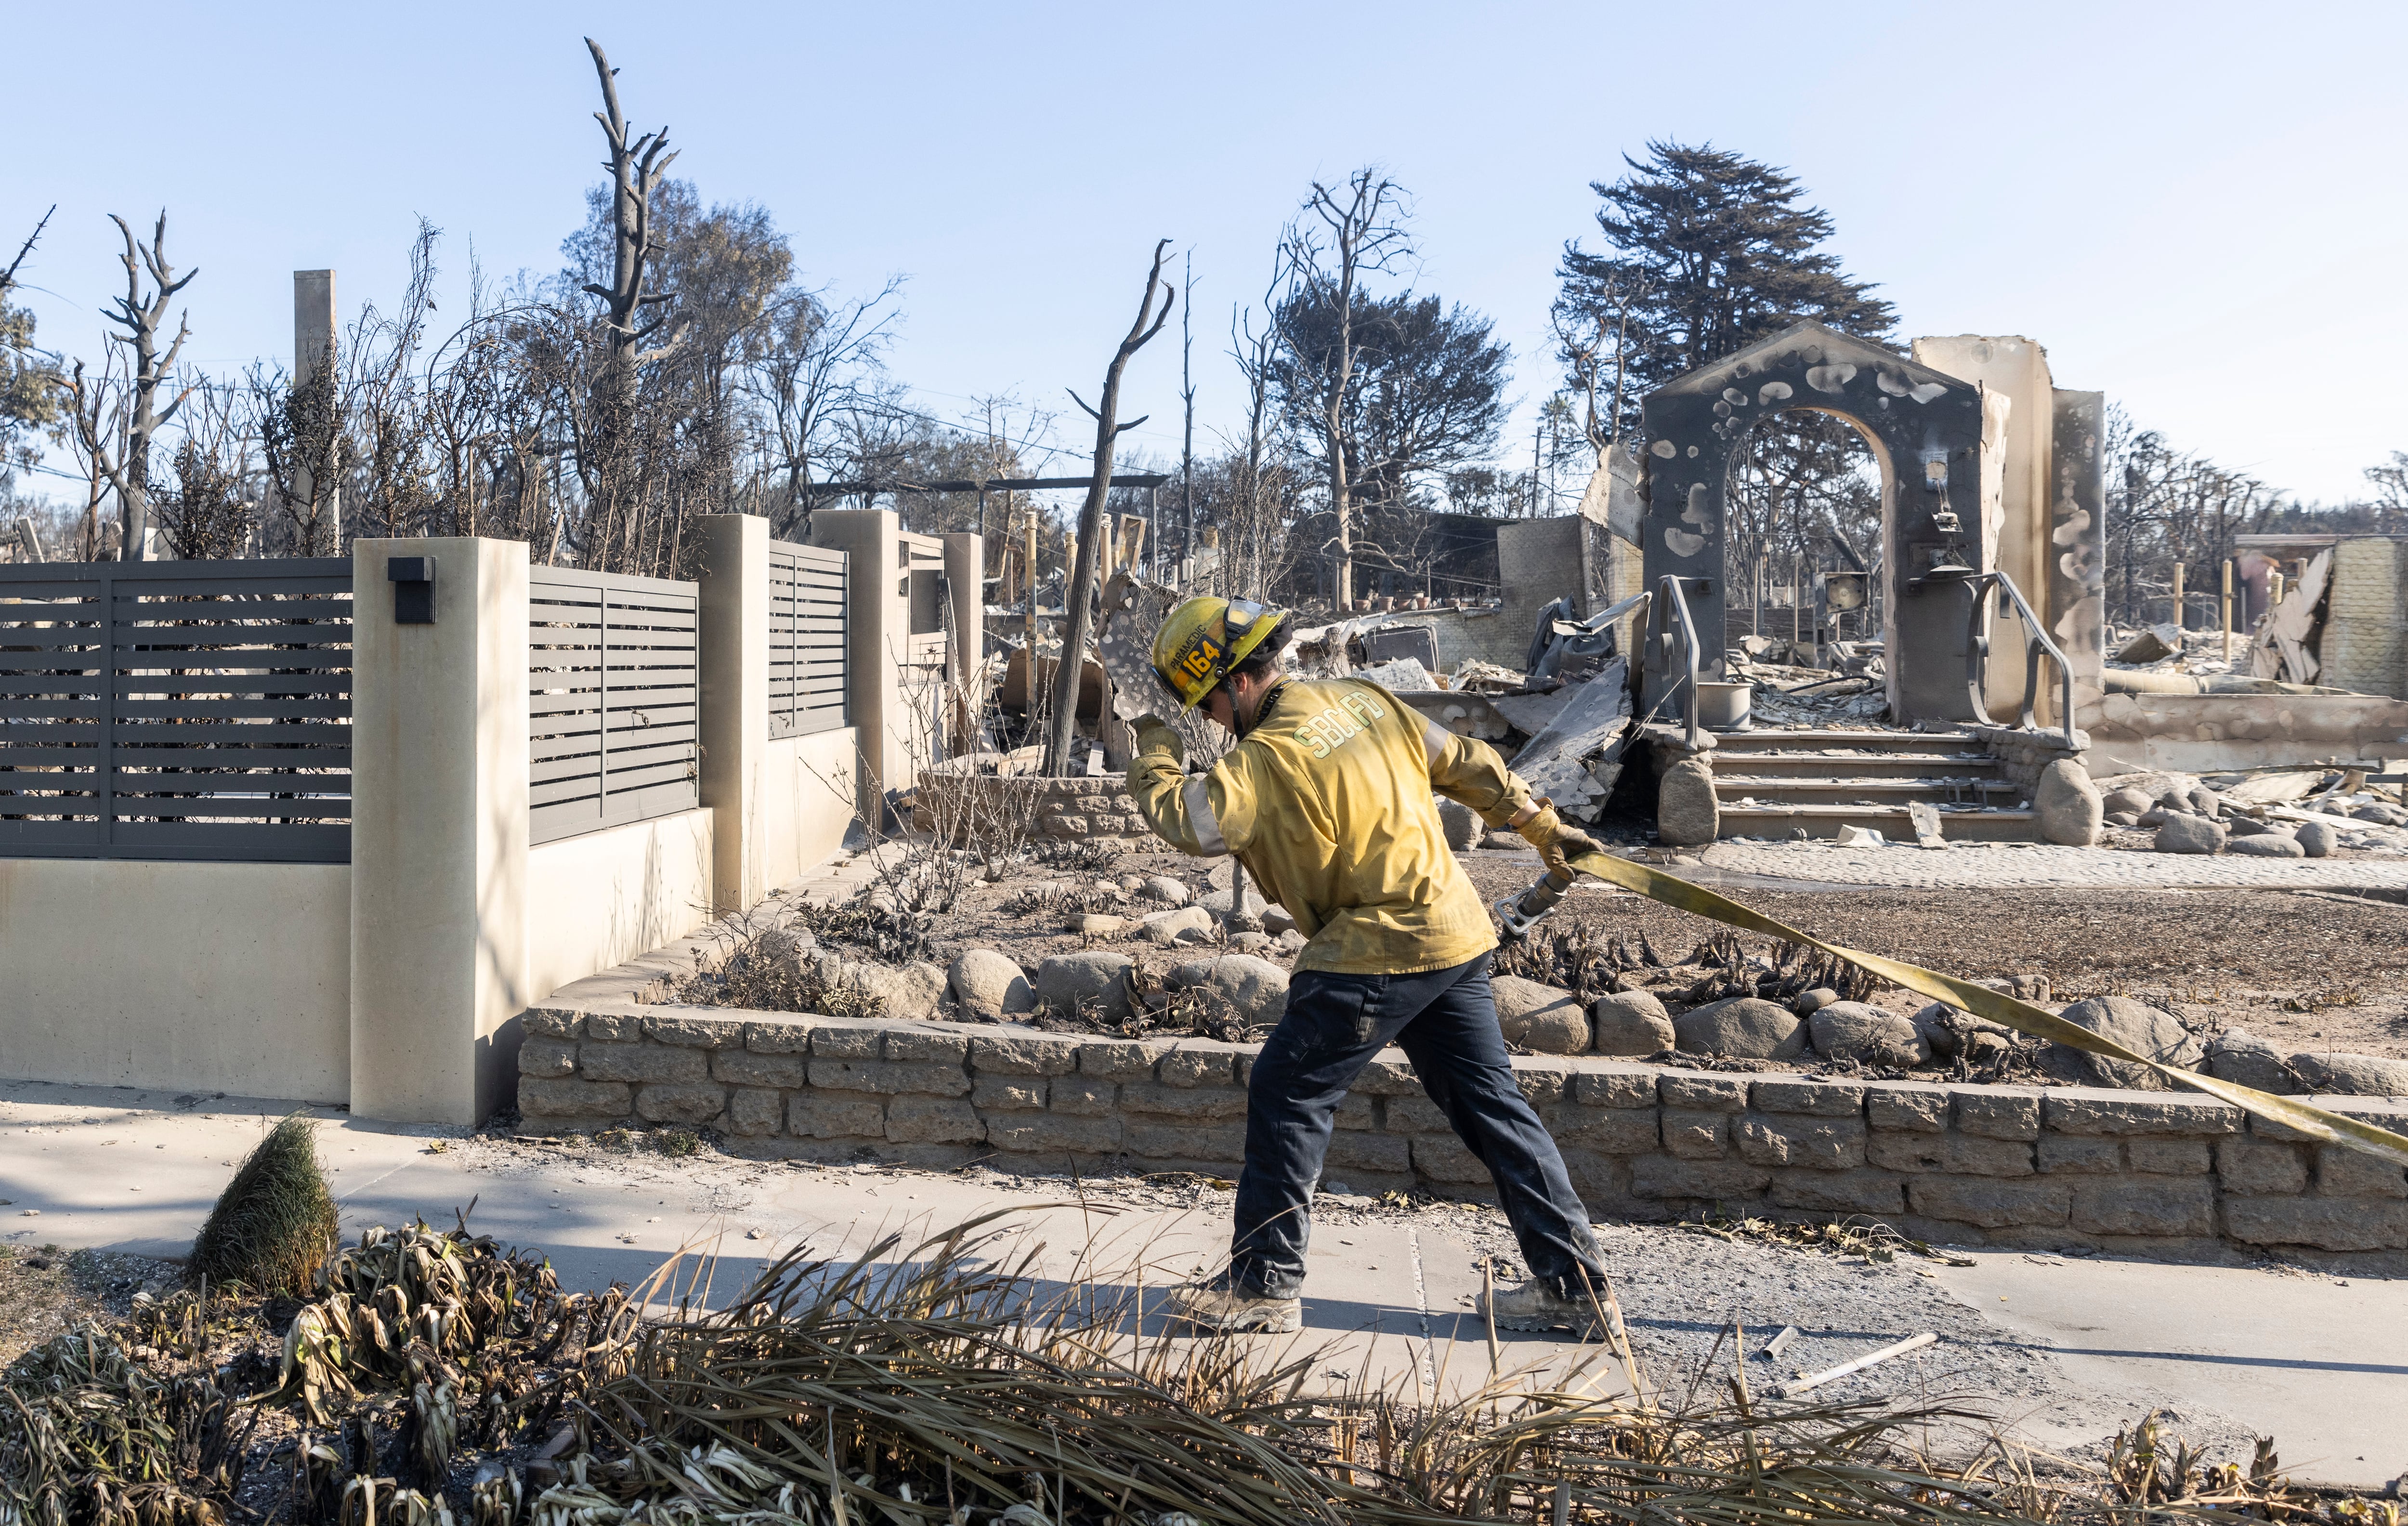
[911,772,1143,842]
[1968,723,2090,794]
[517,1004,2408,1267]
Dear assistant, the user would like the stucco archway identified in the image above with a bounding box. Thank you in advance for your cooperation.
[1636,320,2002,725]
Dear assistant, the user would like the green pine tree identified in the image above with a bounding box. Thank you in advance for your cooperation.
[1555,144,1897,593]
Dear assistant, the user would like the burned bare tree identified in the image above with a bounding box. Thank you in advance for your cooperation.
[573,36,683,572]
[1043,239,1175,778]
[63,214,196,561]
[1276,170,1410,610]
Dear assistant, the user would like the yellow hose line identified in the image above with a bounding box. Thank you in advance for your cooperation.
[1564,850,2408,1170]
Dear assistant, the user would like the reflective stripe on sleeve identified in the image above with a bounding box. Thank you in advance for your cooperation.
[1184,776,1227,855]
[1421,717,1448,768]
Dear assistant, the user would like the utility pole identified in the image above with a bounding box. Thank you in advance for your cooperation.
[1180,251,1196,579]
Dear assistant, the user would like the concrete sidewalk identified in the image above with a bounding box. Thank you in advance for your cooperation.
[2,1079,2401,1490]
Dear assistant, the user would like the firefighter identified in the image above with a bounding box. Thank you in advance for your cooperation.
[1129,593,1611,1333]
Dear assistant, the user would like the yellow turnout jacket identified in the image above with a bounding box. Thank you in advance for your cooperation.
[1127,677,1533,975]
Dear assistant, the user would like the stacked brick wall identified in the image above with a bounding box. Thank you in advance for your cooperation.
[518,1006,2408,1266]
[2322,538,2406,701]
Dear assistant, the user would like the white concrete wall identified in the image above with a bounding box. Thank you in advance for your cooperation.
[0,859,349,1101]
[758,728,860,893]
[526,807,715,1001]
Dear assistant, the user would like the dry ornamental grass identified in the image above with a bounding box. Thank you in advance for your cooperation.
[0,1208,2395,1526]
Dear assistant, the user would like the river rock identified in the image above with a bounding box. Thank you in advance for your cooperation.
[2289,1051,2408,1096]
[2103,786,2156,816]
[2035,759,2103,846]
[1674,996,1806,1061]
[1076,913,1134,936]
[1034,951,1137,1020]
[1807,1001,1931,1066]
[2227,834,2305,858]
[1142,905,1217,945]
[1589,990,1675,1056]
[848,960,948,1022]
[1139,876,1190,905]
[2154,814,2225,855]
[1263,904,1296,934]
[1437,796,1482,851]
[1491,975,1588,1054]
[2041,995,2205,1090]
[1170,955,1290,1026]
[2203,1030,2302,1093]
[1656,757,1720,846]
[2294,819,2339,857]
[1792,987,1840,1016]
[1198,885,1269,919]
[948,948,1034,1020]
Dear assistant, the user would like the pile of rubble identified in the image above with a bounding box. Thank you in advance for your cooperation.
[2094,767,2408,856]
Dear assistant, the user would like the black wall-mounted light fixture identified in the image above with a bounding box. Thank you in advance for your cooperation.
[388,556,436,623]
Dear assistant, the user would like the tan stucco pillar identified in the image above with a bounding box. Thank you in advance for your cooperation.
[941,532,984,684]
[1913,336,2055,719]
[695,514,770,913]
[809,509,906,810]
[349,538,530,1125]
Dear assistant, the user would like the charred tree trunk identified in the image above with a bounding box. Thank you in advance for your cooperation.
[1043,240,1176,778]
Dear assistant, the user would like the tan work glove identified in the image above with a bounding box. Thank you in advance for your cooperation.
[1132,712,1186,766]
[1516,798,1603,873]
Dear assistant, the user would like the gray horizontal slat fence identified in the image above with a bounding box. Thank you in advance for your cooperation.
[528,566,700,846]
[768,541,849,739]
[0,558,354,863]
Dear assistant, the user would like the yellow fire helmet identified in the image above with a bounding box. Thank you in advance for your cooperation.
[1150,594,1289,711]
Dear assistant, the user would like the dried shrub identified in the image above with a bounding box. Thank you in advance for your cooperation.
[188,1113,340,1297]
[669,912,887,1020]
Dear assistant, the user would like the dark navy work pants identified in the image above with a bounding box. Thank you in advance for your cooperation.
[1228,951,1607,1298]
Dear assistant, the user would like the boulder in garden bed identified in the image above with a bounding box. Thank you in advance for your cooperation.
[1589,989,1674,1056]
[1491,975,1588,1054]
[1034,952,1137,1020]
[2294,819,2339,857]
[2204,1030,2302,1094]
[948,948,1033,1020]
[1198,885,1269,919]
[1167,955,1289,1026]
[2040,995,2205,1090]
[1436,797,1482,852]
[1656,757,1719,847]
[2289,1051,2408,1097]
[2154,815,2226,855]
[1141,905,1217,945]
[2034,759,2103,847]
[1674,996,1805,1061]
[2103,786,2156,816]
[847,961,948,1022]
[1792,987,1840,1016]
[1807,1001,1930,1066]
[2228,834,2305,858]
[1139,876,1189,905]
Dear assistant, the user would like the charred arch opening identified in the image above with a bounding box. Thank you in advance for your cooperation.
[1635,321,1995,725]
[1721,403,1887,651]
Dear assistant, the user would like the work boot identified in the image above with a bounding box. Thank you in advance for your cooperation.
[1167,1284,1302,1333]
[1480,1278,1604,1334]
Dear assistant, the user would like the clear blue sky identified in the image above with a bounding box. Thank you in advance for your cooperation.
[9,0,2405,504]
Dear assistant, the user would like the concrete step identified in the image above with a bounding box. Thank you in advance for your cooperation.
[1708,751,2002,779]
[1714,777,2023,808]
[1716,803,2041,842]
[1708,728,1980,753]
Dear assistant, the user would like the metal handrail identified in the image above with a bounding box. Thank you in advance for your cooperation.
[1962,567,2079,747]
[1646,574,1704,749]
